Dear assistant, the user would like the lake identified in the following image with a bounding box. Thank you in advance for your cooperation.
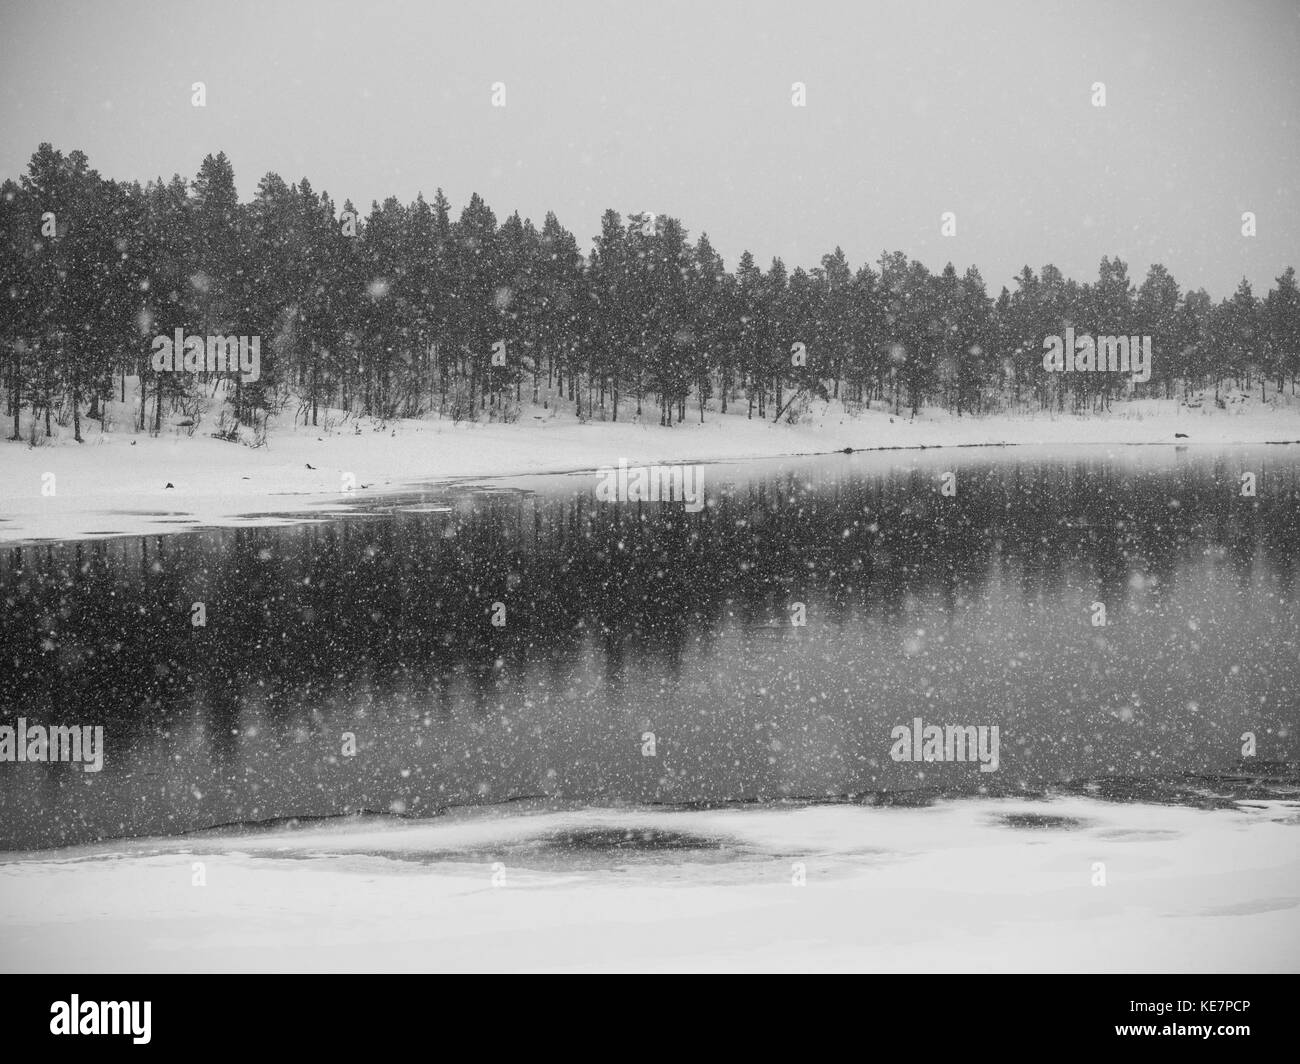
[1,445,1297,850]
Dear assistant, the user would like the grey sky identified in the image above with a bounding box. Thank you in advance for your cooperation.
[1,0,1297,297]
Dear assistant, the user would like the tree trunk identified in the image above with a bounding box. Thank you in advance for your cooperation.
[73,368,83,443]
[133,361,144,431]
[8,355,19,440]
[772,387,803,424]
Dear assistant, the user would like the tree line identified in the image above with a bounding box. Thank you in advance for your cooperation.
[3,142,1299,442]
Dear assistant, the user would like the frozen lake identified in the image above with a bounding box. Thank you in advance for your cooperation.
[1,445,1298,851]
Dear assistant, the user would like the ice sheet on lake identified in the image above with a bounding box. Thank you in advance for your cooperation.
[2,797,1296,973]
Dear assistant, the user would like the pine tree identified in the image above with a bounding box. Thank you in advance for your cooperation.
[452,193,499,415]
[0,178,38,439]
[1264,266,1300,396]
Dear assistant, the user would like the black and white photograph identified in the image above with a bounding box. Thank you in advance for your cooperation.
[0,0,1297,1001]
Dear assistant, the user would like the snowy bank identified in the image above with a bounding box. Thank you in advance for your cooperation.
[3,395,1300,545]
[1,797,1296,972]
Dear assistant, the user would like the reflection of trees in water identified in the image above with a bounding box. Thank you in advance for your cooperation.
[1,456,1298,847]
[0,458,1297,737]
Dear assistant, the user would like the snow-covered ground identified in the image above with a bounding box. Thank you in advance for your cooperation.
[3,390,1299,544]
[1,798,1296,972]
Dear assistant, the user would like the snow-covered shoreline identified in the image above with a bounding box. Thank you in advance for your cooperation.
[4,397,1300,545]
[2,797,1296,972]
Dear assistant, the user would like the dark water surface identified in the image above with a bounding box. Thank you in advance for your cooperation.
[2,445,1298,850]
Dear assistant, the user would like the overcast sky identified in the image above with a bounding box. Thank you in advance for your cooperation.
[1,0,1297,297]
